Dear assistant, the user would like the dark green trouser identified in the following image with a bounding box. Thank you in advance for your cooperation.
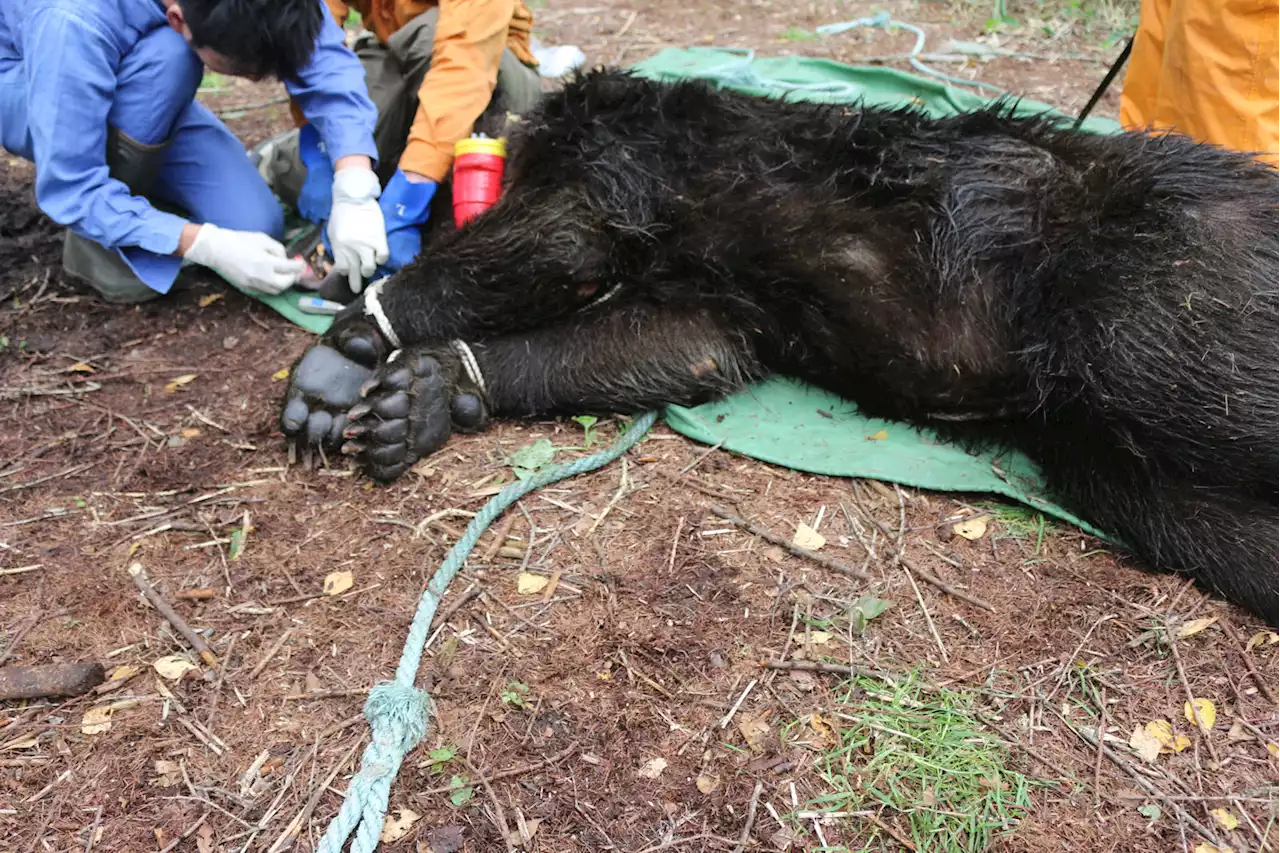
[269,11,543,205]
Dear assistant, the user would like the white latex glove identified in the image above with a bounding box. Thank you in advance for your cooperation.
[328,167,389,293]
[184,223,304,295]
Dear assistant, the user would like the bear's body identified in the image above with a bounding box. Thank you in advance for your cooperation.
[281,69,1280,623]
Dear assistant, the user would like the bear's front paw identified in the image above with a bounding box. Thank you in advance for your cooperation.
[338,344,490,482]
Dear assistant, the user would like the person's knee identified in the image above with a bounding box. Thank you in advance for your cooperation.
[224,195,286,241]
[111,28,203,144]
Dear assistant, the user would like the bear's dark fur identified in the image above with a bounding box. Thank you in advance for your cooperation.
[281,68,1279,624]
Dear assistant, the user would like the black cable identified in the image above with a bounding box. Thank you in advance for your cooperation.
[1073,35,1135,130]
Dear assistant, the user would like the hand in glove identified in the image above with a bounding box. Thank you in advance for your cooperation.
[328,166,389,293]
[377,169,436,276]
[184,223,304,295]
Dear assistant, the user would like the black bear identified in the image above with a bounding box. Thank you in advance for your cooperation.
[279,68,1279,624]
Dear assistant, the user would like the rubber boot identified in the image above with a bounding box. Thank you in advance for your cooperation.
[248,128,306,211]
[61,127,173,304]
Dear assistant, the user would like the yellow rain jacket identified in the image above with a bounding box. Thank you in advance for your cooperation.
[1119,0,1278,166]
[302,0,538,182]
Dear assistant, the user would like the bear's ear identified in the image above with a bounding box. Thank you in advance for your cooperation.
[576,67,649,111]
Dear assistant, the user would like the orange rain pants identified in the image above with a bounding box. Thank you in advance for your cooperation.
[1118,0,1279,166]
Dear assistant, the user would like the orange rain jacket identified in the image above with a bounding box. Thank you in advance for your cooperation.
[304,0,538,183]
[1119,0,1278,166]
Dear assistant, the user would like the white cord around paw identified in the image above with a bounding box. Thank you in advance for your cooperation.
[449,340,486,394]
[362,278,402,349]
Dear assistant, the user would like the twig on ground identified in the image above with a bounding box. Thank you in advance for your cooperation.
[667,516,684,574]
[762,659,870,678]
[618,650,675,699]
[901,562,948,664]
[248,628,294,680]
[127,563,218,671]
[481,515,518,561]
[585,457,632,537]
[708,505,871,582]
[462,756,516,852]
[0,462,96,494]
[265,739,360,853]
[157,811,209,853]
[204,634,236,727]
[83,805,104,852]
[732,780,765,853]
[1063,710,1223,846]
[635,834,732,853]
[845,499,994,611]
[679,440,725,474]
[1166,625,1222,767]
[0,610,45,667]
[718,678,758,730]
[24,769,71,803]
[863,811,918,851]
[1093,686,1107,809]
[419,743,579,794]
[1217,617,1277,704]
[649,464,749,503]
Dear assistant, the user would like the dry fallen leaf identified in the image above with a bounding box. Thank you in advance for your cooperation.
[153,655,198,681]
[1210,809,1239,831]
[68,362,95,373]
[1176,617,1218,638]
[762,545,785,563]
[97,664,142,693]
[1,734,39,751]
[81,701,133,735]
[808,630,832,646]
[179,428,201,439]
[696,774,720,794]
[271,368,290,381]
[737,711,772,752]
[866,429,888,441]
[164,374,197,394]
[809,713,837,747]
[151,760,183,788]
[1194,845,1235,853]
[517,573,549,595]
[1247,631,1279,650]
[323,570,354,596]
[195,822,215,853]
[792,522,825,551]
[1184,698,1217,733]
[1147,719,1192,754]
[953,514,989,540]
[198,293,224,308]
[379,807,421,843]
[637,757,668,779]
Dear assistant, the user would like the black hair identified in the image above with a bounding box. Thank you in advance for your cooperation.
[180,0,325,81]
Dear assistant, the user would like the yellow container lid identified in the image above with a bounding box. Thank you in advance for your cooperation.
[454,136,506,157]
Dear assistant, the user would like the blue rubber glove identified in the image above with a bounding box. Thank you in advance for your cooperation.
[376,169,436,276]
[296,124,334,225]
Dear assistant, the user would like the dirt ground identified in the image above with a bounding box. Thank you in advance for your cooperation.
[2,2,1277,852]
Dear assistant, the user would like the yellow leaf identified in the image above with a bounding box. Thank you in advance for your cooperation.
[1143,719,1191,754]
[198,293,224,308]
[379,807,421,843]
[79,700,140,735]
[271,368,290,381]
[637,757,667,779]
[1,734,39,751]
[866,429,888,441]
[1267,742,1278,759]
[1194,846,1235,853]
[153,655,198,681]
[164,374,197,393]
[1184,698,1217,733]
[809,713,837,746]
[696,774,720,793]
[1246,631,1279,650]
[179,428,201,439]
[1210,809,1239,831]
[323,570,354,596]
[68,362,95,373]
[808,630,832,646]
[792,522,825,551]
[1129,725,1162,762]
[1176,617,1218,638]
[517,573,549,595]
[953,515,989,541]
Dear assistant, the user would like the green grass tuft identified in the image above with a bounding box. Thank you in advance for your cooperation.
[800,670,1046,852]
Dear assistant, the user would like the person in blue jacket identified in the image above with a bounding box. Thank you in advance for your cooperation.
[0,0,389,303]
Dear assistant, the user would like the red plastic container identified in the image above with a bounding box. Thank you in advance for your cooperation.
[452,136,507,225]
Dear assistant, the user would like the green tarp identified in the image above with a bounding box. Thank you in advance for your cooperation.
[245,47,1122,541]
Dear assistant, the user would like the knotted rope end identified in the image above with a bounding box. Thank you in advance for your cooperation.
[365,681,431,752]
